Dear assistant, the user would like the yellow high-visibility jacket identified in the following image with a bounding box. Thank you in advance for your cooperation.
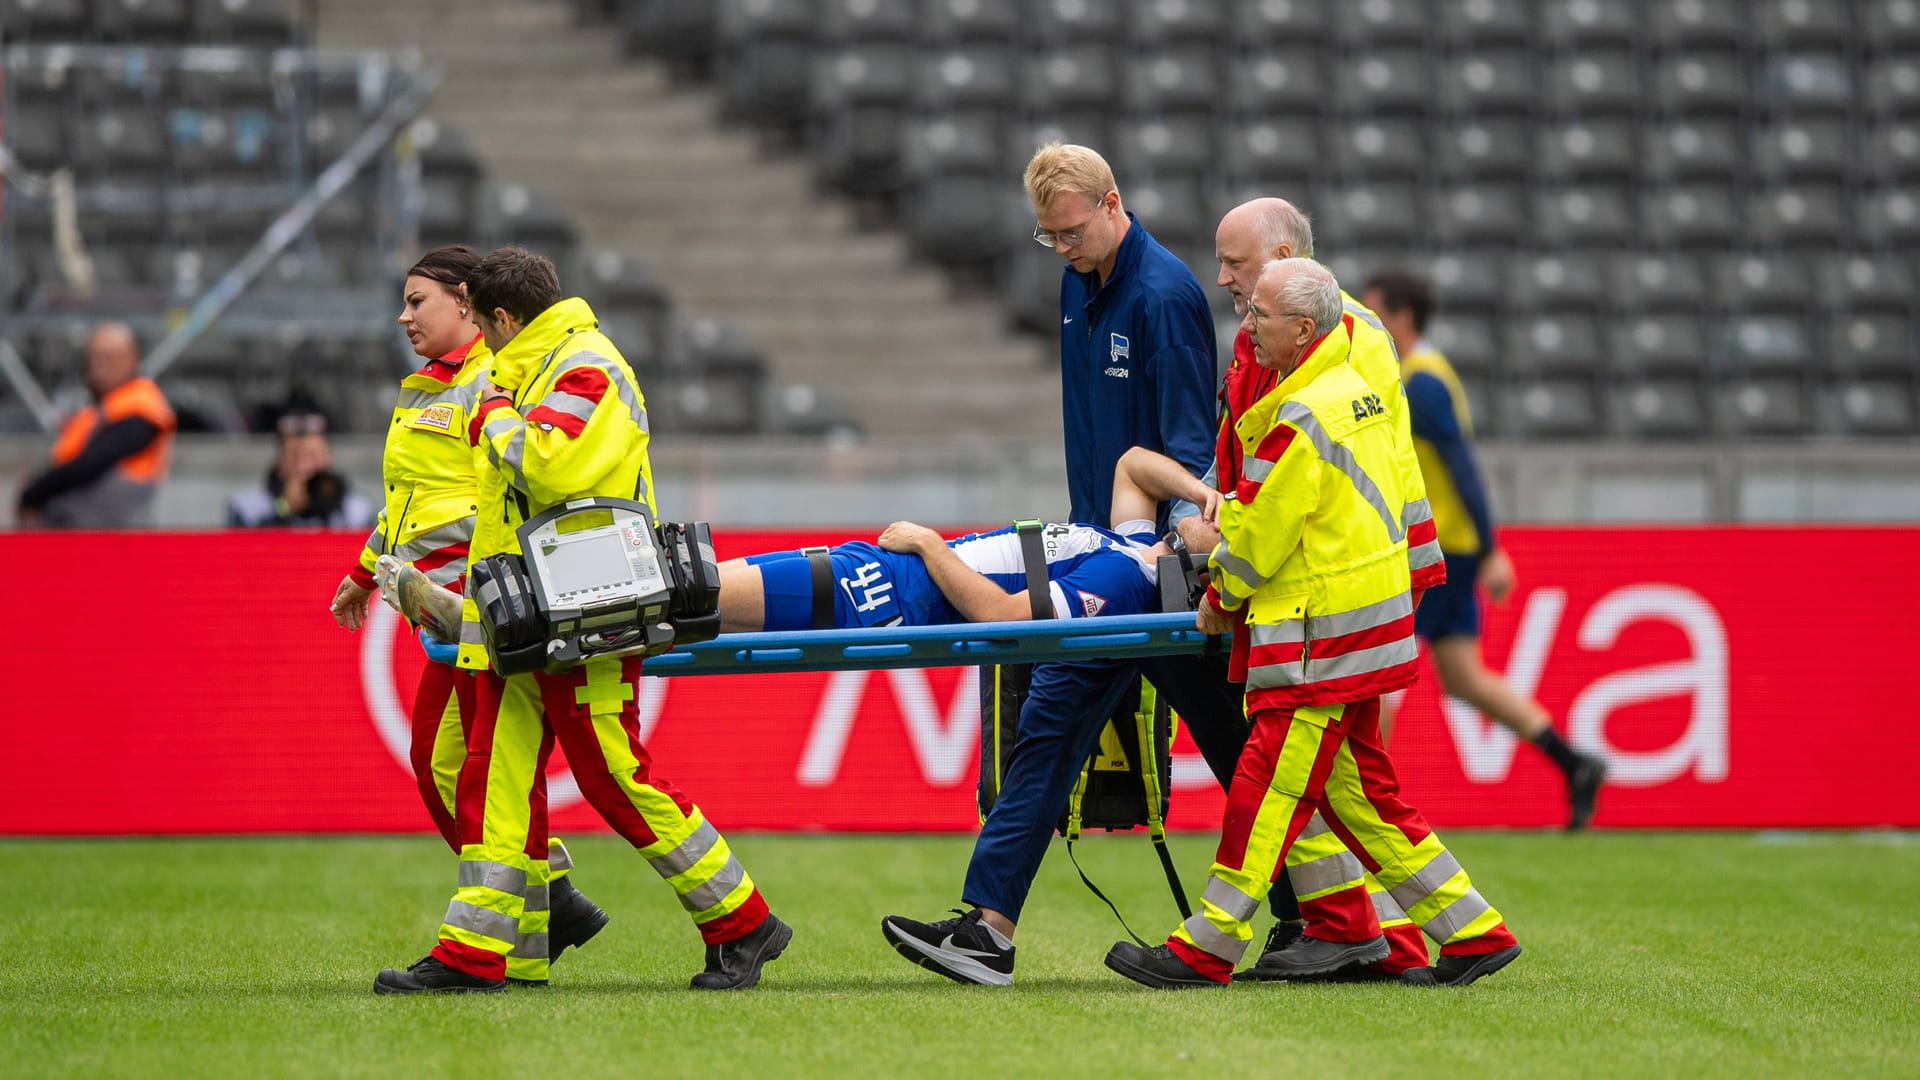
[351,335,490,592]
[1341,290,1442,590]
[456,297,656,670]
[1208,314,1421,710]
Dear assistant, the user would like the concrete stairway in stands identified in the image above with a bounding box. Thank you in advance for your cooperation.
[316,0,1062,444]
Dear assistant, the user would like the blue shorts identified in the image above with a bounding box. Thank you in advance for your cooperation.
[1414,554,1482,642]
[747,542,959,630]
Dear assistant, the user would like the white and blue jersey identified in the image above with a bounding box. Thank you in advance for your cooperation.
[748,520,1161,631]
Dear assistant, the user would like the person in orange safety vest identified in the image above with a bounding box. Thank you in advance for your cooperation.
[17,322,175,528]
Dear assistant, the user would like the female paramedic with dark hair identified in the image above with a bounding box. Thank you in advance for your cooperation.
[327,246,608,983]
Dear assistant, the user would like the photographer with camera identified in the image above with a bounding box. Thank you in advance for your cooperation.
[225,398,373,529]
[372,247,790,996]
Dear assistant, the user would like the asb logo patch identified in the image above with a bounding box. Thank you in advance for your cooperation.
[1079,591,1108,618]
[411,404,456,433]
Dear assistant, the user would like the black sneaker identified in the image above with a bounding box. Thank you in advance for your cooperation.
[1103,941,1222,989]
[1433,944,1522,987]
[1231,920,1305,982]
[690,913,792,991]
[881,909,1015,987]
[549,876,611,959]
[373,955,505,995]
[1238,934,1390,982]
[1567,754,1608,830]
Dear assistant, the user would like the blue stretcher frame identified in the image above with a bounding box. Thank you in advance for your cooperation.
[643,612,1220,677]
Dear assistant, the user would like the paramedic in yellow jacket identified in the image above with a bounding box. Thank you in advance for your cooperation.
[329,246,609,982]
[373,247,789,994]
[1104,258,1521,990]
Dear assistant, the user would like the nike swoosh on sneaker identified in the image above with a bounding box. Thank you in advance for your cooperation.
[939,934,1003,960]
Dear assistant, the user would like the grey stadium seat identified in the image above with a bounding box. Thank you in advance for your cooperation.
[1717,378,1811,437]
[1764,54,1856,113]
[1029,0,1125,44]
[1423,251,1508,312]
[1126,0,1228,47]
[1337,0,1431,45]
[720,0,828,43]
[912,46,1019,111]
[1712,253,1815,313]
[1866,56,1920,115]
[1110,118,1214,185]
[1612,313,1712,377]
[1121,48,1221,115]
[1123,178,1209,248]
[1507,253,1609,311]
[903,113,1003,179]
[1649,0,1745,47]
[1225,50,1325,114]
[1313,183,1425,248]
[1437,51,1537,115]
[1434,117,1535,179]
[1546,50,1642,115]
[1424,314,1500,377]
[1504,313,1604,377]
[1864,0,1920,52]
[0,0,90,37]
[1609,378,1711,439]
[1021,45,1119,113]
[1752,120,1852,182]
[1744,186,1850,249]
[1609,253,1713,312]
[719,36,816,124]
[1540,0,1641,46]
[1535,184,1636,247]
[1499,379,1604,439]
[6,103,69,171]
[1333,48,1433,114]
[814,105,912,194]
[812,46,914,109]
[923,0,1022,43]
[1654,52,1749,115]
[1716,315,1814,374]
[1219,118,1323,186]
[1228,0,1330,46]
[1436,0,1535,46]
[1329,117,1428,179]
[1825,312,1917,377]
[1643,185,1743,248]
[98,0,194,42]
[1821,380,1920,436]
[1857,189,1920,244]
[74,106,172,174]
[1755,0,1857,50]
[1863,122,1920,182]
[191,0,296,44]
[1536,118,1638,181]
[818,0,918,43]
[1818,253,1917,313]
[1642,119,1746,182]
[1429,183,1532,246]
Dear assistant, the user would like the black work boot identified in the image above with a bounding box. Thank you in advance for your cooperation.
[1434,944,1523,987]
[548,875,611,959]
[690,913,792,990]
[374,955,505,995]
[1103,942,1224,989]
[1232,920,1305,982]
[1239,933,1390,981]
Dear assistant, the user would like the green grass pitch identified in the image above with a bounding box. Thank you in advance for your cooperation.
[3,831,1916,1078]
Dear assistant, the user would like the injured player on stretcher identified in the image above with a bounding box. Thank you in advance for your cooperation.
[716,446,1218,632]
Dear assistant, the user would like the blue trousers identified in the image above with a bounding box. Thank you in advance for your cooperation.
[961,654,1300,923]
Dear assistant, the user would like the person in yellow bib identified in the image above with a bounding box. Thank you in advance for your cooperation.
[373,247,788,995]
[1361,268,1608,830]
[1104,258,1521,990]
[330,246,610,986]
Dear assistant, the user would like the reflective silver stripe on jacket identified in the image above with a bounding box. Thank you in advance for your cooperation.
[396,377,484,415]
[1306,638,1419,683]
[487,424,528,492]
[457,860,528,894]
[649,821,721,880]
[1179,911,1245,964]
[443,899,519,943]
[365,525,388,558]
[1306,591,1413,641]
[1389,850,1464,912]
[1422,887,1493,943]
[549,840,574,873]
[1242,455,1274,484]
[1211,536,1265,598]
[533,389,598,427]
[1278,400,1404,542]
[1402,497,1433,530]
[1289,849,1365,897]
[678,854,747,913]
[1202,877,1261,924]
[1250,618,1306,648]
[1246,656,1307,690]
[1408,538,1444,573]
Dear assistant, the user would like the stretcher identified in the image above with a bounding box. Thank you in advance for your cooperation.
[642,612,1219,677]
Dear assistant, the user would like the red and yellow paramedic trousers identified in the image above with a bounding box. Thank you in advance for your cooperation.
[428,655,770,983]
[1169,696,1517,983]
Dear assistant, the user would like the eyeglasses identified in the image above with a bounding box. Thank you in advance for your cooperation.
[1031,193,1113,248]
